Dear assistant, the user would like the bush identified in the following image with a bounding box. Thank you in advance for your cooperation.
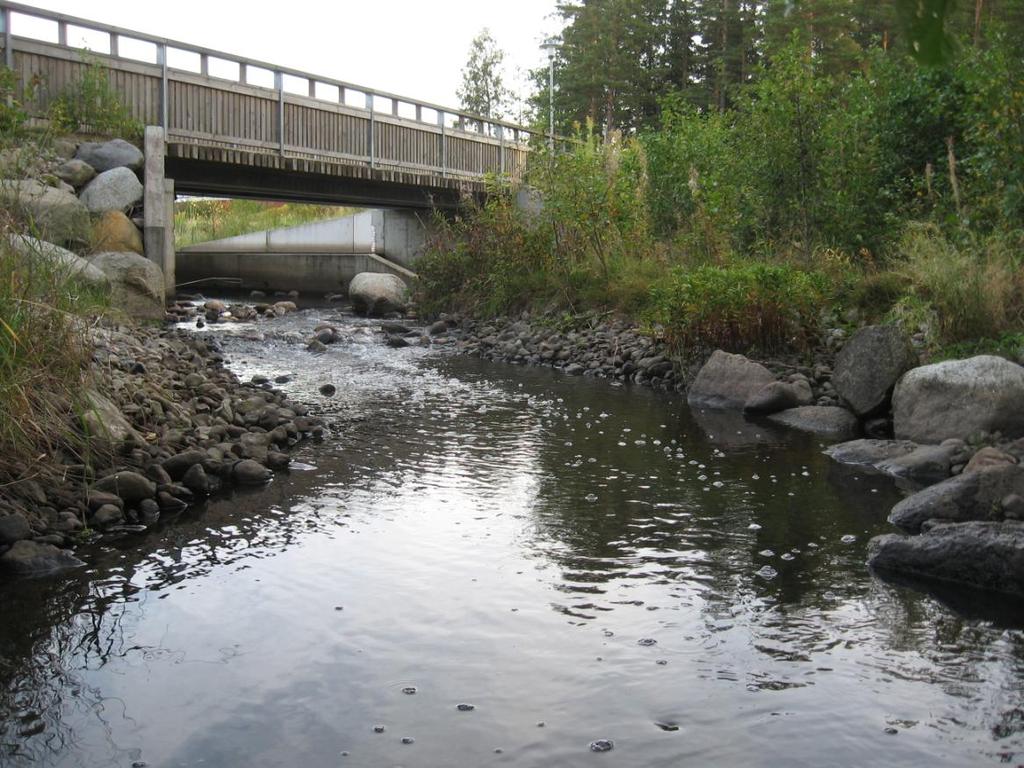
[47,54,142,138]
[0,66,29,137]
[648,262,829,355]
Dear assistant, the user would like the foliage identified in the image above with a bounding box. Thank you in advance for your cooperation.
[0,220,108,477]
[47,54,142,138]
[0,67,30,137]
[174,199,359,249]
[647,262,830,355]
[457,29,511,119]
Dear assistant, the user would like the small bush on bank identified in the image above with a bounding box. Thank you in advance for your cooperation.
[648,262,829,355]
[0,220,108,477]
[47,54,142,139]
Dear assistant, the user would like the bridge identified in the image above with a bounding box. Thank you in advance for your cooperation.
[1,2,534,207]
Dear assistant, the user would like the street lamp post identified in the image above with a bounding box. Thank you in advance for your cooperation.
[540,37,558,151]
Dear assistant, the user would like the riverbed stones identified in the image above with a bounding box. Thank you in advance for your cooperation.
[0,179,90,245]
[80,389,142,446]
[825,439,920,469]
[832,325,917,418]
[688,350,776,410]
[79,167,144,214]
[767,406,860,441]
[91,504,124,528]
[232,459,271,485]
[162,449,206,479]
[888,464,1024,533]
[74,138,144,173]
[0,513,31,544]
[88,251,166,321]
[181,464,213,495]
[92,471,156,506]
[349,272,408,317]
[964,446,1018,474]
[868,521,1024,597]
[54,157,96,188]
[0,540,85,575]
[893,356,1024,444]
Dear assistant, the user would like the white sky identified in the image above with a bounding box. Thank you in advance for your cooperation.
[11,0,563,119]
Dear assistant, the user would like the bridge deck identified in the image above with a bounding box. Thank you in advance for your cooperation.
[0,2,534,206]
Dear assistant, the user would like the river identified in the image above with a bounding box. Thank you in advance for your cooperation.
[2,307,1023,767]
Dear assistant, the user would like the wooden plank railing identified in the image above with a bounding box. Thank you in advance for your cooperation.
[0,1,535,186]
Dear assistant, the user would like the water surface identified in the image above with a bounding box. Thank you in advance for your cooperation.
[2,309,1023,767]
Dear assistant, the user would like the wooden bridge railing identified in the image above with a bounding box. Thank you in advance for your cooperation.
[0,1,535,187]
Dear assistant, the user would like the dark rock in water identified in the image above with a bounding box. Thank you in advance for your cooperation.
[181,463,212,495]
[564,363,585,376]
[401,737,415,745]
[869,520,1024,597]
[589,739,615,753]
[0,512,32,544]
[825,439,919,469]
[456,703,475,711]
[893,355,1024,443]
[233,459,271,485]
[0,540,84,575]
[429,320,448,336]
[307,339,328,354]
[93,471,156,505]
[381,322,411,335]
[315,328,337,345]
[688,350,776,410]
[864,418,891,439]
[889,464,1024,533]
[274,374,292,384]
[385,334,411,349]
[833,325,917,418]
[266,452,290,470]
[319,383,336,397]
[373,725,386,733]
[138,499,161,525]
[876,443,959,485]
[86,489,124,512]
[163,450,207,480]
[767,406,860,441]
[91,504,124,528]
[744,380,813,415]
[156,491,188,513]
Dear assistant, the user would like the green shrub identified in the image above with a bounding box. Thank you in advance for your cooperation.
[849,271,912,318]
[0,66,29,137]
[47,54,142,138]
[648,262,829,355]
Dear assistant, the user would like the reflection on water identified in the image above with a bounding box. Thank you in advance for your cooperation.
[2,309,1024,767]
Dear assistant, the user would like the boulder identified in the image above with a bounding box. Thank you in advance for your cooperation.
[888,464,1024,533]
[74,138,144,173]
[868,521,1024,597]
[88,251,165,321]
[349,272,408,317]
[687,350,776,410]
[744,380,813,415]
[7,234,108,288]
[893,356,1024,443]
[875,443,959,486]
[79,167,143,214]
[92,471,157,506]
[91,210,143,255]
[767,406,860,441]
[833,325,917,418]
[232,459,271,485]
[0,540,85,575]
[162,449,207,480]
[0,512,32,544]
[964,446,1018,474]
[825,439,919,469]
[0,179,90,244]
[80,389,142,446]
[91,504,124,528]
[54,158,96,187]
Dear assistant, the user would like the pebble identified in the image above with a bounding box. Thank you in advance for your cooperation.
[373,725,385,733]
[401,736,415,744]
[402,686,417,695]
[456,703,475,711]
[589,739,614,752]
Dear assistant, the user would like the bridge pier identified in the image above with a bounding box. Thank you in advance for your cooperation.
[143,126,175,299]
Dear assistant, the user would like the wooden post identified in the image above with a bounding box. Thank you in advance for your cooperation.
[366,92,375,168]
[499,126,505,176]
[157,43,168,131]
[57,21,67,46]
[239,62,247,84]
[109,32,118,57]
[276,71,284,155]
[308,79,316,98]
[438,111,447,177]
[200,53,208,76]
[2,7,12,70]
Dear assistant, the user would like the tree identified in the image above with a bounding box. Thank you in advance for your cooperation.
[457,29,510,119]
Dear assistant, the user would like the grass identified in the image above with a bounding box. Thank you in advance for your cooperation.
[0,217,109,480]
[175,199,360,249]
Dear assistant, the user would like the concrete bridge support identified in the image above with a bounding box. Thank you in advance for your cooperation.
[143,126,176,298]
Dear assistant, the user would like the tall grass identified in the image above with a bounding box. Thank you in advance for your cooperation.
[0,219,109,478]
[175,199,360,249]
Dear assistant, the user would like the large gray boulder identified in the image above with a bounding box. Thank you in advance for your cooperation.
[74,138,144,173]
[7,234,108,288]
[893,356,1024,443]
[833,325,917,417]
[79,167,143,214]
[825,439,920,468]
[0,179,90,244]
[766,406,860,441]
[744,380,813,414]
[55,158,96,187]
[687,350,776,410]
[92,471,156,505]
[88,251,165,320]
[0,540,85,575]
[868,521,1024,597]
[348,272,408,316]
[888,464,1024,533]
[80,389,142,446]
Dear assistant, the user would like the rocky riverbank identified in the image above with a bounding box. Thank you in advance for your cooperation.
[0,319,323,576]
